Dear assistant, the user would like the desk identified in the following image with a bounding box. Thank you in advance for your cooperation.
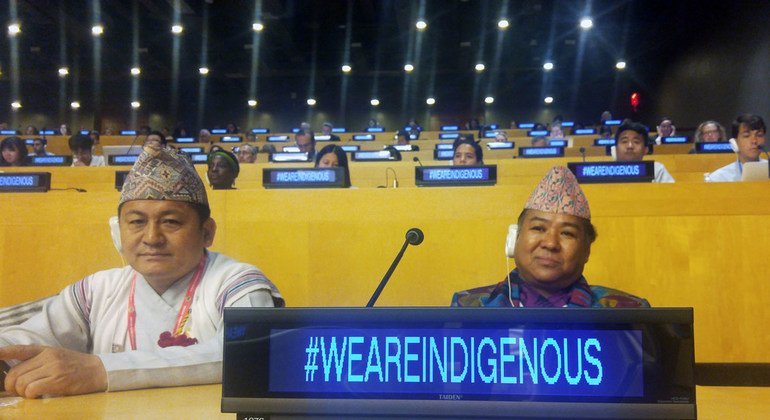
[1,385,768,419]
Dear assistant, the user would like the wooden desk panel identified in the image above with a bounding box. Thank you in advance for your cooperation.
[1,385,767,418]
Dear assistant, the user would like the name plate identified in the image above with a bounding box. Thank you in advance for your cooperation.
[282,146,301,152]
[574,128,596,135]
[517,123,535,129]
[353,134,375,141]
[695,142,733,153]
[416,165,497,187]
[0,130,18,135]
[174,137,195,143]
[221,135,242,143]
[40,130,56,135]
[251,128,270,134]
[487,141,514,150]
[604,119,622,126]
[24,138,35,145]
[27,155,72,166]
[365,127,385,133]
[568,161,655,183]
[434,149,454,160]
[211,129,227,134]
[222,308,695,419]
[315,135,332,142]
[340,145,360,153]
[352,150,395,161]
[390,144,417,152]
[518,147,564,158]
[270,152,310,163]
[594,138,616,146]
[436,143,454,150]
[0,172,51,192]
[267,135,289,142]
[549,139,568,147]
[439,133,460,140]
[108,154,139,165]
[527,130,549,136]
[263,167,346,189]
[332,128,347,133]
[661,136,689,144]
[561,121,574,127]
[115,170,130,191]
[120,130,137,136]
[440,125,460,131]
[188,153,209,164]
[179,147,203,154]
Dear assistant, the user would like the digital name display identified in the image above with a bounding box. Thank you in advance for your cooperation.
[251,128,270,134]
[518,123,535,129]
[222,308,696,419]
[0,130,18,135]
[439,133,460,140]
[436,143,454,150]
[366,127,385,133]
[484,131,497,138]
[331,127,347,133]
[391,144,416,152]
[0,172,51,192]
[594,138,616,146]
[434,149,454,160]
[574,128,596,135]
[267,135,289,142]
[24,138,35,145]
[561,121,574,127]
[549,140,568,147]
[527,130,549,136]
[352,150,392,161]
[292,128,301,133]
[263,167,346,189]
[211,129,228,134]
[441,125,460,131]
[695,142,733,153]
[282,146,301,152]
[268,328,641,397]
[315,135,332,142]
[567,161,654,184]
[604,120,622,126]
[79,130,90,135]
[120,130,137,136]
[189,153,209,164]
[179,147,203,154]
[416,165,496,187]
[27,155,72,166]
[487,141,514,150]
[353,134,375,141]
[221,136,242,142]
[340,145,360,152]
[661,136,689,144]
[270,152,309,162]
[40,130,55,135]
[108,155,139,165]
[175,137,195,143]
[518,147,564,158]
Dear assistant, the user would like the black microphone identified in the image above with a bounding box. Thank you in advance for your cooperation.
[760,145,770,178]
[413,156,423,166]
[579,147,586,162]
[125,134,142,156]
[366,228,424,307]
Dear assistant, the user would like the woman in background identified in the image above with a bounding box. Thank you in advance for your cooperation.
[207,146,240,189]
[452,139,483,166]
[0,137,28,166]
[314,144,351,187]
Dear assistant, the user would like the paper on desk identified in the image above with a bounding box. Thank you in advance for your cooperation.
[0,395,23,407]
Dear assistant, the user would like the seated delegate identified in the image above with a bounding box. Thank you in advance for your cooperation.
[452,166,649,308]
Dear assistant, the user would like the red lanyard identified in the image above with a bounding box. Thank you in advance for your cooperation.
[127,255,207,351]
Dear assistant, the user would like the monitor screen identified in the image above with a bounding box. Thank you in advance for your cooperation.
[695,142,733,154]
[251,128,270,134]
[416,165,497,187]
[568,161,655,184]
[263,167,347,189]
[0,172,51,192]
[365,127,385,133]
[211,128,228,134]
[439,133,460,140]
[441,125,460,131]
[222,308,695,419]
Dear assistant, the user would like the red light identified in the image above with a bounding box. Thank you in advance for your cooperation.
[630,92,640,110]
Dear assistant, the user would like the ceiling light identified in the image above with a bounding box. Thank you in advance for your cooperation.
[91,25,104,36]
[306,98,317,106]
[131,101,141,109]
[252,22,264,32]
[70,101,81,109]
[171,24,184,34]
[11,101,21,110]
[543,62,554,71]
[341,64,352,73]
[484,96,494,104]
[544,96,554,104]
[415,20,427,30]
[199,67,209,75]
[615,61,627,70]
[497,19,509,29]
[7,23,20,36]
[404,63,414,72]
[426,97,436,105]
[580,18,593,30]
[130,67,141,76]
[248,99,258,107]
[58,67,69,77]
[370,99,380,106]
[475,63,486,72]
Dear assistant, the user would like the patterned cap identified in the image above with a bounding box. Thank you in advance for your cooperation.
[119,144,208,207]
[524,166,590,219]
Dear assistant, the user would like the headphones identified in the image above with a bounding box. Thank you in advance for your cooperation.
[505,224,518,257]
[109,216,122,253]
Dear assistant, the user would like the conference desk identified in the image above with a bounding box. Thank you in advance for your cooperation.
[1,384,768,418]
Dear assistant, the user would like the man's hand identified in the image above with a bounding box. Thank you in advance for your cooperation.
[0,345,108,398]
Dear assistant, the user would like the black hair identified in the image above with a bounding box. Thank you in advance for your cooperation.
[452,138,484,164]
[148,130,168,146]
[396,130,410,141]
[118,201,211,227]
[517,209,597,245]
[614,122,650,143]
[731,114,766,138]
[296,129,315,142]
[207,145,240,176]
[68,134,94,151]
[33,137,47,145]
[314,144,351,187]
[1,136,28,164]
